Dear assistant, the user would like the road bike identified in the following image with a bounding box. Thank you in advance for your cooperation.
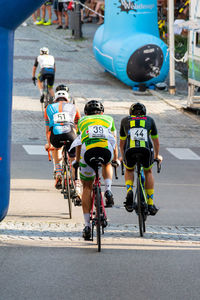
[122,156,161,237]
[61,141,81,219]
[48,143,81,219]
[78,153,118,252]
[41,77,53,111]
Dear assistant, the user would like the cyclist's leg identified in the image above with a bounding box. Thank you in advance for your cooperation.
[47,72,55,98]
[143,164,158,215]
[123,149,136,212]
[37,71,45,102]
[101,145,114,207]
[50,132,63,188]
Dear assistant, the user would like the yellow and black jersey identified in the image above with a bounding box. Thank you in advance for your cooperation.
[120,115,158,150]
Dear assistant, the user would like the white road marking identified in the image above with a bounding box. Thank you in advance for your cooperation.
[23,145,47,155]
[167,148,200,160]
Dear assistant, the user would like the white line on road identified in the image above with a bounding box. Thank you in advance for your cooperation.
[23,145,47,155]
[167,148,200,160]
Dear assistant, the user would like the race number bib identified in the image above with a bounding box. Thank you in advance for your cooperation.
[130,128,148,141]
[88,125,109,139]
[53,112,70,123]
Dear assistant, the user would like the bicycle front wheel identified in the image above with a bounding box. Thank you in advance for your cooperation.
[137,177,144,237]
[95,186,101,252]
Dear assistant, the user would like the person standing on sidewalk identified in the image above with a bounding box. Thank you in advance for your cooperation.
[36,1,53,26]
[56,0,69,29]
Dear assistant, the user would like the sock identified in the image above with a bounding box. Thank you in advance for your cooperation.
[125,180,133,193]
[145,189,154,205]
[55,163,62,176]
[84,213,90,227]
[40,89,43,95]
[104,178,112,192]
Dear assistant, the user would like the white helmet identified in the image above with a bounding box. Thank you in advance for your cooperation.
[54,90,70,102]
[40,47,49,55]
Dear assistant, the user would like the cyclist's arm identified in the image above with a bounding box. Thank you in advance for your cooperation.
[32,57,38,77]
[74,107,81,130]
[75,145,81,162]
[120,139,126,159]
[119,118,127,159]
[46,125,51,145]
[32,65,37,78]
[152,137,162,161]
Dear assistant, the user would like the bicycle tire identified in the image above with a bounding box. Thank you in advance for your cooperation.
[61,163,66,195]
[95,186,101,252]
[137,176,144,237]
[66,165,72,219]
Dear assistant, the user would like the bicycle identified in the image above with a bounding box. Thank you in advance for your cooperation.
[41,77,53,111]
[47,143,80,220]
[77,154,118,252]
[61,141,81,219]
[122,156,161,237]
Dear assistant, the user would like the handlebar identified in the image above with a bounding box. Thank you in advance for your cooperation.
[120,159,161,175]
[47,147,55,161]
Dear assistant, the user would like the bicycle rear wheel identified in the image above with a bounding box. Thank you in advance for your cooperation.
[137,177,144,237]
[95,186,101,252]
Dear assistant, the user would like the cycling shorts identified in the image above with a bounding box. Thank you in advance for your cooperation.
[38,68,55,87]
[124,147,154,171]
[79,143,113,181]
[44,0,53,6]
[50,127,76,158]
[58,2,69,12]
[53,0,58,10]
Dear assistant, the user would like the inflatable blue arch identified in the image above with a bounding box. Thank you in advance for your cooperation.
[93,0,169,88]
[0,0,44,222]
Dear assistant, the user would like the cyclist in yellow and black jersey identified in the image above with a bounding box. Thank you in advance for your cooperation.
[119,102,162,216]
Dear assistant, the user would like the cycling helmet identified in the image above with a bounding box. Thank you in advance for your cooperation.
[129,102,146,116]
[55,84,69,92]
[40,47,49,55]
[84,100,104,115]
[54,90,70,102]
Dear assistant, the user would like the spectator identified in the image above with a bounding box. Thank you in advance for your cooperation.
[56,0,69,29]
[32,8,41,25]
[53,0,59,24]
[36,1,52,26]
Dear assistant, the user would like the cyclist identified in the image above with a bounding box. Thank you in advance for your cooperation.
[44,90,81,193]
[71,100,119,240]
[119,102,162,216]
[55,84,75,104]
[32,47,55,103]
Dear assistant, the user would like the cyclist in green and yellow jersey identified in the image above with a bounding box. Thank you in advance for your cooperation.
[70,100,119,240]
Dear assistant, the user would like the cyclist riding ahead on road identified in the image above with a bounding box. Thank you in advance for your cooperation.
[32,47,55,103]
[70,100,119,240]
[119,102,162,216]
[44,89,81,193]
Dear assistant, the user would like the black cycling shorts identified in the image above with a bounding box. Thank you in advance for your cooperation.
[84,147,112,170]
[44,0,53,6]
[38,68,55,87]
[50,128,76,158]
[124,147,154,170]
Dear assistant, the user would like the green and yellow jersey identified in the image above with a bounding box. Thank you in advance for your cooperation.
[77,114,116,151]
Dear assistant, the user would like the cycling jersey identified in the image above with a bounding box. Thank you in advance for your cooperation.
[34,55,55,69]
[44,101,80,135]
[77,114,116,151]
[120,115,158,151]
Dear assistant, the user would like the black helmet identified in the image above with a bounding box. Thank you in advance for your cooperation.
[55,84,69,92]
[129,102,146,116]
[84,100,104,115]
